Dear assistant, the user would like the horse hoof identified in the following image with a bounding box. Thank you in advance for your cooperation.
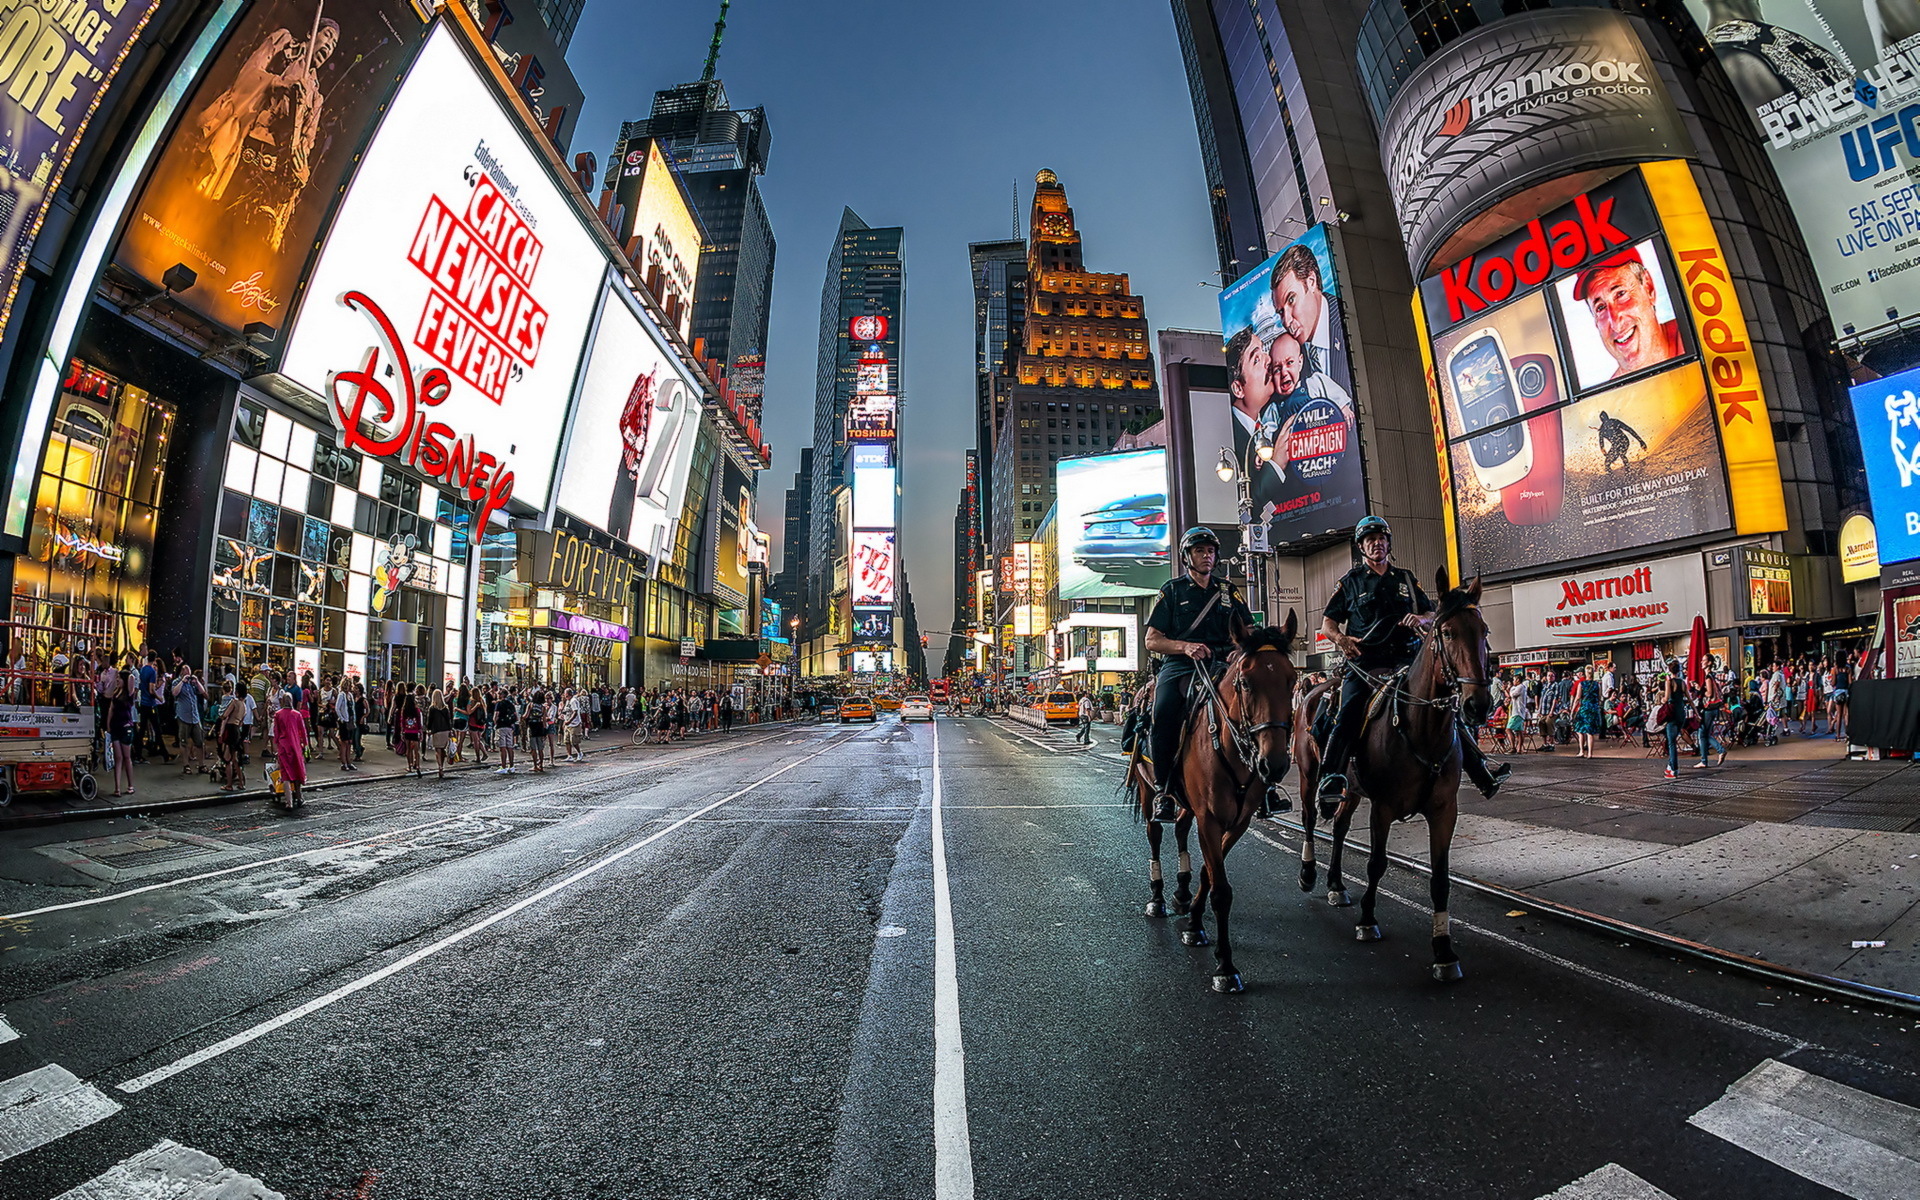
[1299,865,1318,893]
[1355,924,1383,942]
[1181,930,1210,947]
[1327,889,1352,908]
[1211,973,1245,994]
[1144,900,1167,918]
[1431,960,1464,983]
[1173,900,1192,916]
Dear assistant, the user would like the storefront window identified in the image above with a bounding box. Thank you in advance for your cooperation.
[11,359,175,668]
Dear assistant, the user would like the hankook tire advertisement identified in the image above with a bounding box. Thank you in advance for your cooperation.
[1381,8,1690,273]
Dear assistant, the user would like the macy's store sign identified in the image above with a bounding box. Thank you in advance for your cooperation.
[1511,553,1707,647]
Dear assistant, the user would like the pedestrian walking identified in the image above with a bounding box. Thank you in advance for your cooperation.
[427,689,453,779]
[1075,693,1094,744]
[137,651,171,764]
[467,687,491,757]
[451,684,470,763]
[1571,668,1601,758]
[334,683,357,771]
[524,688,549,773]
[1830,663,1851,740]
[1660,669,1688,779]
[170,665,208,776]
[561,688,585,762]
[107,668,136,797]
[1694,672,1726,768]
[399,692,424,776]
[493,688,518,774]
[270,689,309,809]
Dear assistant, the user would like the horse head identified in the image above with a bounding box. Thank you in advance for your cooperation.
[1431,567,1492,727]
[1231,609,1300,784]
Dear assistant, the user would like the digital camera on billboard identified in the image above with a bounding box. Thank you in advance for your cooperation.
[1446,328,1532,492]
[1500,352,1565,526]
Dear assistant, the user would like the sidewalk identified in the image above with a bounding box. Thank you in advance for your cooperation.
[1369,746,1920,998]
[0,720,800,830]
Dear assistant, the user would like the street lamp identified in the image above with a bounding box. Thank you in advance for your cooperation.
[1218,432,1276,616]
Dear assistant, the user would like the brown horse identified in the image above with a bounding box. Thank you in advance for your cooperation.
[1135,616,1298,993]
[1291,571,1492,982]
[1124,682,1196,921]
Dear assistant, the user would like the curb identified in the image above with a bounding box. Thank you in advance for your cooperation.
[0,721,809,831]
[1274,815,1920,1018]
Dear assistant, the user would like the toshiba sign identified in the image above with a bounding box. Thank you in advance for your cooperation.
[1511,554,1707,647]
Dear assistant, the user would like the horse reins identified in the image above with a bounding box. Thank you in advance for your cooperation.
[1190,648,1292,791]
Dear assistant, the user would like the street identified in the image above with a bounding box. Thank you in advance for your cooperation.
[0,718,1915,1200]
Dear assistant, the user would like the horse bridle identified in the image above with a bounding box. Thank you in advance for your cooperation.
[1192,646,1293,787]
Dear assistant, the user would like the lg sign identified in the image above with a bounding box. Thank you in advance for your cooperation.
[850,314,888,341]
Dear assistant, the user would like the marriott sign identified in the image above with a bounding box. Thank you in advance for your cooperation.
[1512,554,1707,647]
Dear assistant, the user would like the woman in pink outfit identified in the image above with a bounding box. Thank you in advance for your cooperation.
[271,689,309,809]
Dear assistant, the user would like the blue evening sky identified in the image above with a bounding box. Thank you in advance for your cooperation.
[567,1,1223,635]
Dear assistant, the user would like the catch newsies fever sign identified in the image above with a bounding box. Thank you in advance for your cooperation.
[283,25,601,528]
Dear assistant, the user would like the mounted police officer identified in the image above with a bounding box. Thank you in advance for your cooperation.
[1315,515,1509,815]
[1141,526,1253,822]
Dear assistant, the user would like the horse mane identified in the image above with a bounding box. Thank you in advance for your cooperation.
[1240,624,1296,655]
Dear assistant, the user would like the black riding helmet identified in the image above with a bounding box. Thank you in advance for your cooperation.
[1180,526,1221,555]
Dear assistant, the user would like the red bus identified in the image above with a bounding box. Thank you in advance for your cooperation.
[929,679,950,703]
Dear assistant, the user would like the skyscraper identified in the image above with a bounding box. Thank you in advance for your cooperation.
[608,78,775,416]
[774,446,813,634]
[969,239,1027,482]
[802,209,903,675]
[991,171,1158,557]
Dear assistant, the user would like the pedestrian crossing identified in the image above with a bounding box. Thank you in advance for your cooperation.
[52,1140,283,1199]
[0,1065,121,1163]
[1536,1057,1920,1200]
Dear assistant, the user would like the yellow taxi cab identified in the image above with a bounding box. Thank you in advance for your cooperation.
[875,694,903,712]
[1039,691,1080,724]
[840,696,877,723]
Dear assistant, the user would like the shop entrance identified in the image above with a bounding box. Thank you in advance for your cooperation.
[368,643,418,689]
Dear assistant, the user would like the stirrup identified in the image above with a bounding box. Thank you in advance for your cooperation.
[1316,772,1347,817]
[1151,787,1180,822]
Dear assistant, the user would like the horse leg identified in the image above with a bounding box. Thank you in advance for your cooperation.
[1206,833,1243,993]
[1298,755,1319,893]
[1182,819,1211,948]
[1173,816,1194,916]
[1429,805,1464,982]
[1325,798,1356,907]
[1355,807,1389,942]
[1145,817,1168,918]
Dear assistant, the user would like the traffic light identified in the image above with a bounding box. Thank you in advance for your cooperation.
[919,634,929,648]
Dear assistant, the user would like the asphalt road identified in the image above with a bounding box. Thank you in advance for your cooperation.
[0,718,1914,1200]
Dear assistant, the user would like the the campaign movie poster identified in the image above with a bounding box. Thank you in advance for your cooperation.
[1215,224,1368,545]
[115,0,426,337]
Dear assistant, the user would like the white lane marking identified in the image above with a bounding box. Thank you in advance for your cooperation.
[116,734,856,1095]
[1536,1163,1677,1200]
[988,722,1073,755]
[0,1064,121,1164]
[1244,828,1813,1052]
[0,1016,16,1044]
[930,720,976,1199]
[55,1138,285,1199]
[1688,1059,1920,1200]
[0,731,795,924]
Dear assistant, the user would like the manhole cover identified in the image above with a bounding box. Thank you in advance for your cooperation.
[38,829,248,883]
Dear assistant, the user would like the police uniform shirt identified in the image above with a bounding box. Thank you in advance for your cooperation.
[1146,574,1252,668]
[1324,564,1432,665]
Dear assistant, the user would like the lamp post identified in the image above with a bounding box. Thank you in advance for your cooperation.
[1216,430,1273,618]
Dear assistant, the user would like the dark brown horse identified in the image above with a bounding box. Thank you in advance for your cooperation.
[1291,571,1492,982]
[1135,616,1298,993]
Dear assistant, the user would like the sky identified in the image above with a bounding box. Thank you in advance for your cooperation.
[565,1,1225,638]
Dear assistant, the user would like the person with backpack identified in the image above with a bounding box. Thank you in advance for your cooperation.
[1659,667,1689,780]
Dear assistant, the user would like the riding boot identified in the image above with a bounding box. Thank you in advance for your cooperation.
[1460,735,1510,799]
[1152,781,1180,823]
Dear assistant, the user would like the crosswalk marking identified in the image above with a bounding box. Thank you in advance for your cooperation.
[1688,1059,1920,1200]
[55,1139,285,1199]
[0,1064,121,1164]
[0,1015,18,1044]
[1537,1163,1677,1200]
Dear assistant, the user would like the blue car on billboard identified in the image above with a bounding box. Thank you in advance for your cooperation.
[1074,493,1169,590]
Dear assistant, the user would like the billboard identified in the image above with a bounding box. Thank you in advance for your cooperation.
[556,279,703,562]
[713,456,754,606]
[1416,165,1786,579]
[1216,225,1367,544]
[0,0,165,350]
[280,25,603,523]
[609,136,702,339]
[115,0,427,338]
[853,466,895,528]
[1850,363,1920,567]
[1510,553,1708,647]
[851,531,895,605]
[1682,0,1920,335]
[1379,7,1689,273]
[1056,448,1169,600]
[852,606,893,644]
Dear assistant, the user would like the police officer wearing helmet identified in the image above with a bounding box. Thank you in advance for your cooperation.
[1315,515,1508,813]
[1141,526,1253,822]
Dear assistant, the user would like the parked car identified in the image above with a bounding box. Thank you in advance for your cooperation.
[900,695,933,721]
[840,696,877,723]
[1073,493,1169,591]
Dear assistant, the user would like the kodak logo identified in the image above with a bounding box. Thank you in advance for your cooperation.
[1439,194,1631,322]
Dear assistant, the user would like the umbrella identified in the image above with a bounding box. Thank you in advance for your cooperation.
[1686,613,1709,689]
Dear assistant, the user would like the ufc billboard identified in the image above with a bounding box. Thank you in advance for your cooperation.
[1380,8,1690,274]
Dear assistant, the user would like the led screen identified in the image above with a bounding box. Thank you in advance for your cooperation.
[852,606,893,643]
[555,280,702,562]
[1055,449,1169,600]
[280,25,604,517]
[851,532,895,606]
[853,467,895,529]
[1850,364,1920,568]
[1216,224,1367,543]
